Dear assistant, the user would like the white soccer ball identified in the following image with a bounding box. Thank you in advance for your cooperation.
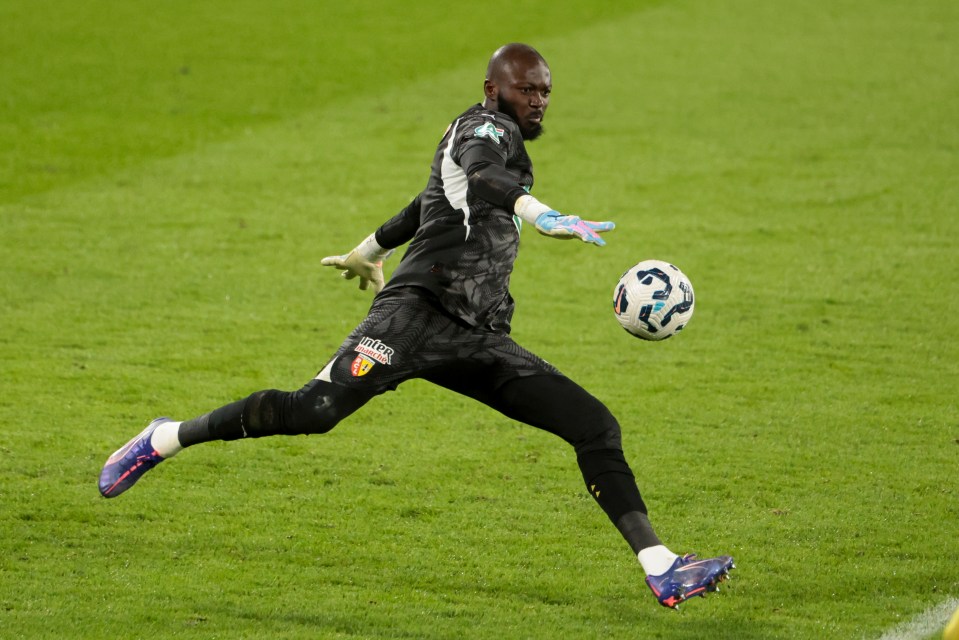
[612,259,695,340]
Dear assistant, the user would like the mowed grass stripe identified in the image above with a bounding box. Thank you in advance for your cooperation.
[0,0,650,202]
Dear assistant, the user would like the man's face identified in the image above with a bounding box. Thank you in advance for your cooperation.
[493,59,551,141]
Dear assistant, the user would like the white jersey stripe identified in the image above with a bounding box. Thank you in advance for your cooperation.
[440,119,471,240]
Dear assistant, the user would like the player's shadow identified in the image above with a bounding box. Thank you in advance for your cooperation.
[602,598,782,639]
[210,596,781,639]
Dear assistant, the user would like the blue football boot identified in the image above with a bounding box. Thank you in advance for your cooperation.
[645,553,735,609]
[98,418,171,498]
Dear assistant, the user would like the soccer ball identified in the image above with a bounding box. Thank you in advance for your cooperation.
[613,260,695,340]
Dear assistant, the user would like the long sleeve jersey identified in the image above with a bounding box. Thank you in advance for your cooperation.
[374,104,534,333]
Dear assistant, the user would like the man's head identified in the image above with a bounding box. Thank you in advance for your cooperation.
[483,43,551,141]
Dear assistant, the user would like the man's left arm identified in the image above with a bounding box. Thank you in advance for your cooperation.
[460,144,615,246]
[514,194,615,246]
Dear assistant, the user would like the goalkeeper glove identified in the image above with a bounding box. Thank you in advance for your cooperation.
[514,194,615,246]
[320,233,393,293]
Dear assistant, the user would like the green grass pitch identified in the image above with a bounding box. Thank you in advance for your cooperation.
[2,1,958,638]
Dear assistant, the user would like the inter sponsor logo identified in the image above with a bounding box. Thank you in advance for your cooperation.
[354,336,395,365]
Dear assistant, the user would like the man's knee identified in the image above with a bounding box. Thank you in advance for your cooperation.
[497,374,623,451]
[571,400,623,454]
[242,382,369,437]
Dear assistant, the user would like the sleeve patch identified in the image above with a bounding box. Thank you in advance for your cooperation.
[473,122,506,144]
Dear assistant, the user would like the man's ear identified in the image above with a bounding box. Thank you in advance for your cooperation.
[483,79,498,102]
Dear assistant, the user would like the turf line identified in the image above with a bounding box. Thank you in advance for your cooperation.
[875,597,959,640]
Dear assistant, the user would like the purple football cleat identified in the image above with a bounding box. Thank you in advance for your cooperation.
[98,418,171,498]
[646,553,735,609]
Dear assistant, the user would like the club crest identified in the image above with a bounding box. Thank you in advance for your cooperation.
[350,355,375,377]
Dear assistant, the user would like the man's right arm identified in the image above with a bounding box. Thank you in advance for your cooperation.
[320,194,423,293]
[374,193,422,249]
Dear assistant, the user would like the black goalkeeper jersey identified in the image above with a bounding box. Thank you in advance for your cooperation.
[375,104,534,333]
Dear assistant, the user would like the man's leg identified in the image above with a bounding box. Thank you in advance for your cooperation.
[98,379,373,498]
[177,378,373,444]
[425,369,661,551]
[486,375,664,553]
[429,369,734,608]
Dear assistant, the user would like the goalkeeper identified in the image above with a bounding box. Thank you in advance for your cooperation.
[98,43,733,609]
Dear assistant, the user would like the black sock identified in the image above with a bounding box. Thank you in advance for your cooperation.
[577,448,660,552]
[615,510,662,554]
[177,397,247,447]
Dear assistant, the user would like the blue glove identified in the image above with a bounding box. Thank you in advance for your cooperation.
[534,211,616,246]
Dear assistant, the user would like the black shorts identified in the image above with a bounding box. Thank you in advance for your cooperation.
[316,287,561,396]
